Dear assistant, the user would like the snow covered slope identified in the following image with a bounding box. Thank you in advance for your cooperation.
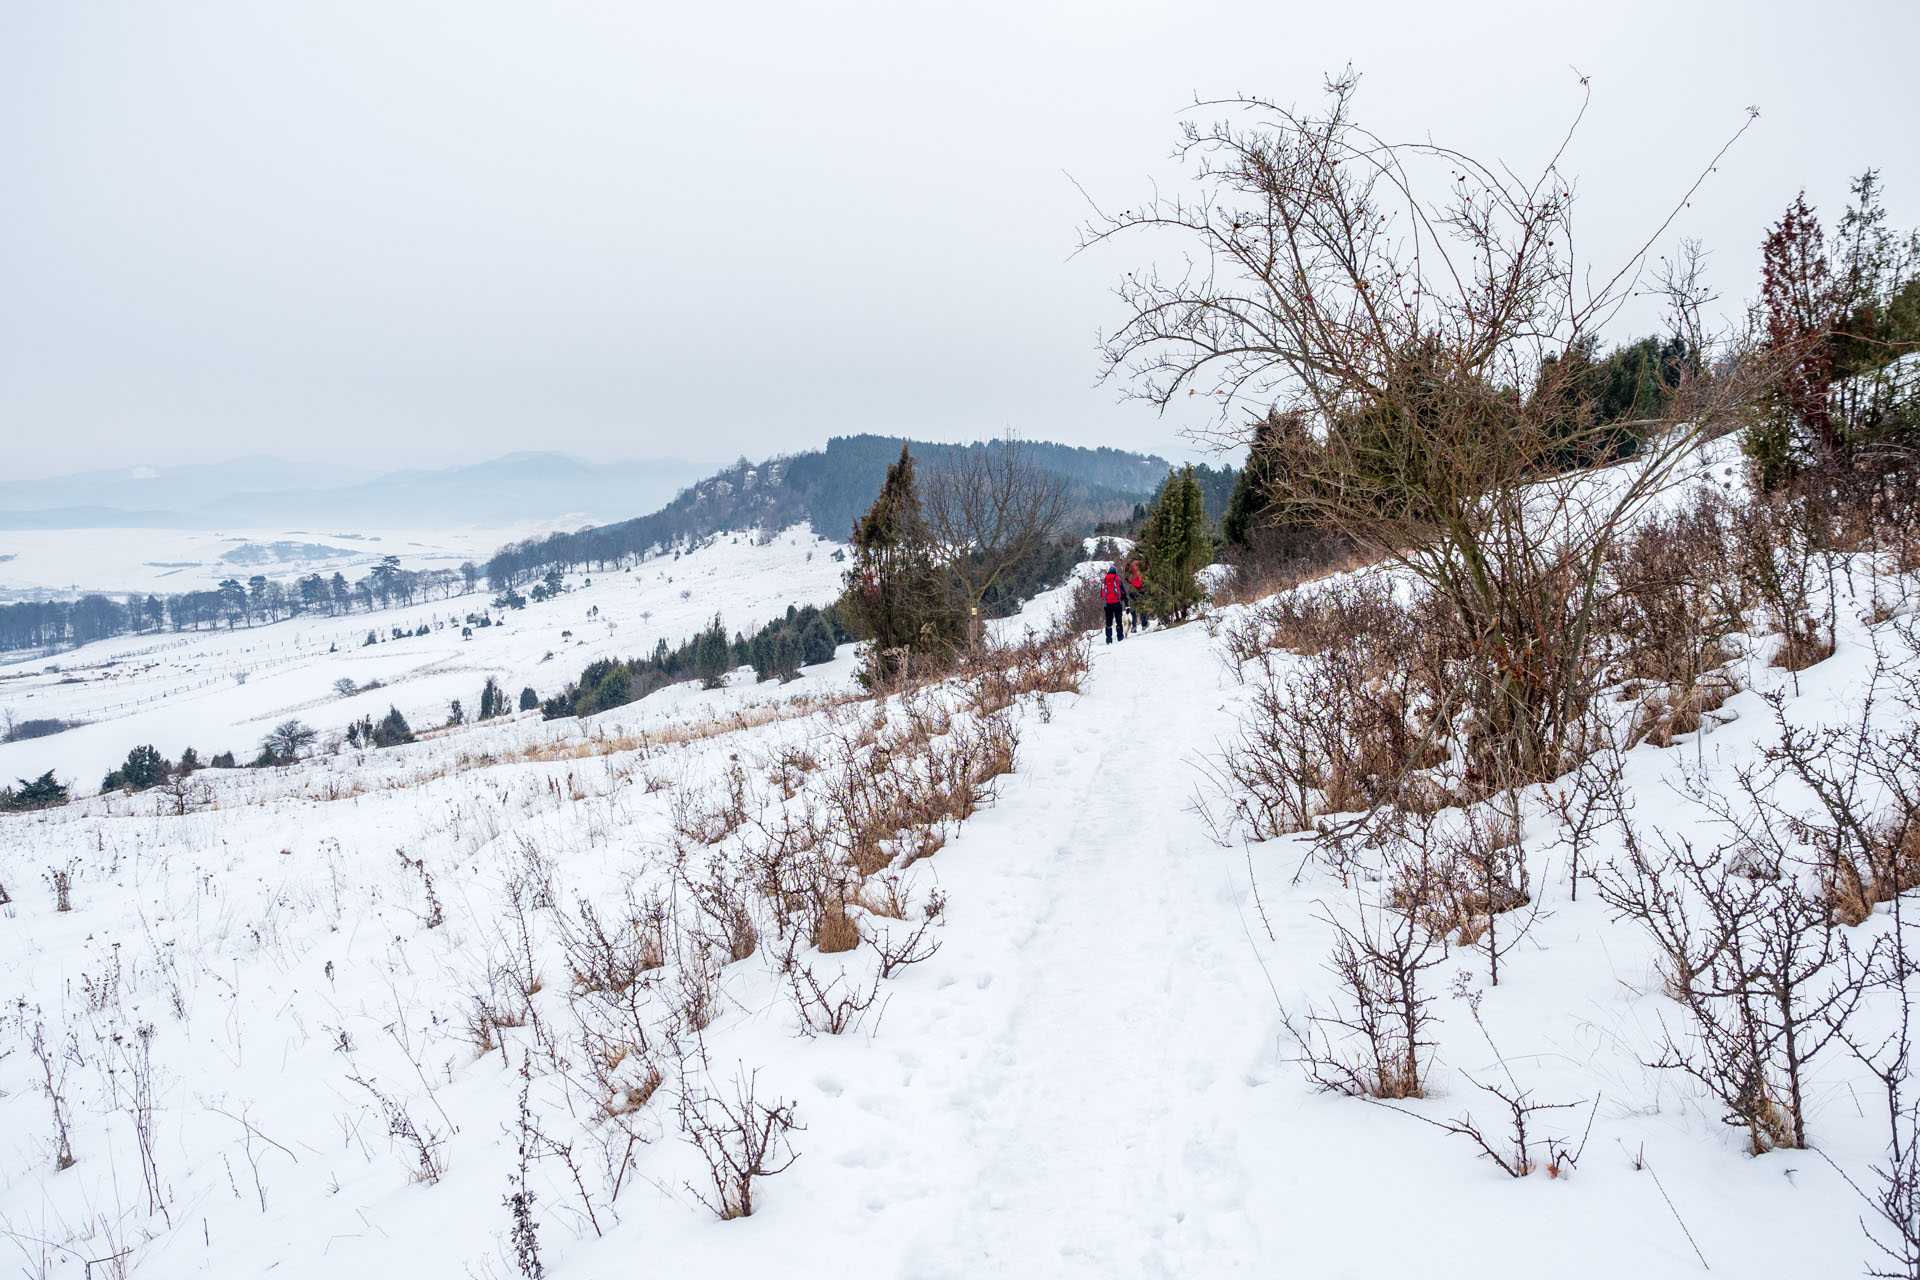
[0,527,843,792]
[0,523,1912,1279]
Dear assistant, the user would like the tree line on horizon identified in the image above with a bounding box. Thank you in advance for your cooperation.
[0,555,484,655]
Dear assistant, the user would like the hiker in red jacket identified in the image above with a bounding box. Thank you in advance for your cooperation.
[1126,558,1147,635]
[1101,567,1128,644]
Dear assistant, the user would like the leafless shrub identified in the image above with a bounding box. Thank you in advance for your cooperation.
[868,891,946,979]
[1390,994,1596,1178]
[1598,805,1868,1154]
[465,960,534,1058]
[765,743,820,799]
[671,759,754,846]
[1086,73,1760,787]
[1066,572,1107,634]
[29,1021,76,1171]
[1603,489,1743,684]
[120,1024,167,1222]
[1384,802,1537,985]
[350,1076,446,1183]
[1211,531,1368,609]
[683,859,759,964]
[671,949,722,1037]
[1212,580,1452,840]
[785,961,882,1037]
[677,1067,803,1220]
[818,706,1018,877]
[506,1072,543,1279]
[1285,894,1447,1099]
[959,622,1091,714]
[1835,872,1920,1277]
[1749,671,1920,928]
[44,860,76,912]
[1734,495,1836,679]
[560,890,667,995]
[394,849,444,929]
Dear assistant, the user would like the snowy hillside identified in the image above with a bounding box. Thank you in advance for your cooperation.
[2,510,1917,1280]
[0,528,844,793]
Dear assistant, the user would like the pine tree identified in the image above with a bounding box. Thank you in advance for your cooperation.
[519,686,539,712]
[1138,466,1212,622]
[371,706,415,748]
[4,770,69,811]
[107,744,168,792]
[773,628,803,682]
[801,615,836,664]
[839,444,961,682]
[694,615,732,689]
[479,676,505,719]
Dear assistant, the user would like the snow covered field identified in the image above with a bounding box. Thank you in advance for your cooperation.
[1,518,1915,1279]
[0,528,845,792]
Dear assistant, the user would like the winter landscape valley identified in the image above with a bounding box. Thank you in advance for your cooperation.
[6,3,1918,1276]
[7,435,1920,1278]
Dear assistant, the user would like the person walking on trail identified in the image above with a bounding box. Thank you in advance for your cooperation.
[1126,558,1147,635]
[1101,566,1128,644]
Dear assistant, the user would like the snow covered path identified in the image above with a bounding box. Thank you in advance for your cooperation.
[618,612,1846,1280]
[904,623,1271,1277]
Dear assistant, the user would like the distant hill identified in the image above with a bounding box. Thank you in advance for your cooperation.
[0,453,714,530]
[193,454,714,528]
[485,434,1173,585]
[0,455,376,518]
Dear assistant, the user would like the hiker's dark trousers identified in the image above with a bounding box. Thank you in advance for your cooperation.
[1104,602,1126,643]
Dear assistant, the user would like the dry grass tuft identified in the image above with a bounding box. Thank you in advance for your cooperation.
[812,899,861,954]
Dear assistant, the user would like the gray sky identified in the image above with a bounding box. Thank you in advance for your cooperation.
[3,0,1914,481]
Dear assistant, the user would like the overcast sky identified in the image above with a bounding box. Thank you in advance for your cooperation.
[2,0,1914,481]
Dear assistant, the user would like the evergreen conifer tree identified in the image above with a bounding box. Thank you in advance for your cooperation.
[840,444,961,682]
[801,615,836,664]
[694,615,732,689]
[371,706,415,748]
[1138,466,1212,621]
[773,629,803,681]
[6,770,69,811]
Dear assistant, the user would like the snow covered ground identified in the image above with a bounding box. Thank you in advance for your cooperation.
[0,527,844,792]
[1,517,1914,1279]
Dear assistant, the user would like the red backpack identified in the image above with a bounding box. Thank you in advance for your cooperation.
[1102,572,1122,604]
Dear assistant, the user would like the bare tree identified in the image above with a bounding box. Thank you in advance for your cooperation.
[922,436,1069,622]
[1082,72,1761,784]
[260,719,317,763]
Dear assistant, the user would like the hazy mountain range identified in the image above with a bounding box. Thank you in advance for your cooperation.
[0,454,717,530]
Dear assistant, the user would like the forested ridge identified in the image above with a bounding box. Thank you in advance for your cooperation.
[484,434,1171,587]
